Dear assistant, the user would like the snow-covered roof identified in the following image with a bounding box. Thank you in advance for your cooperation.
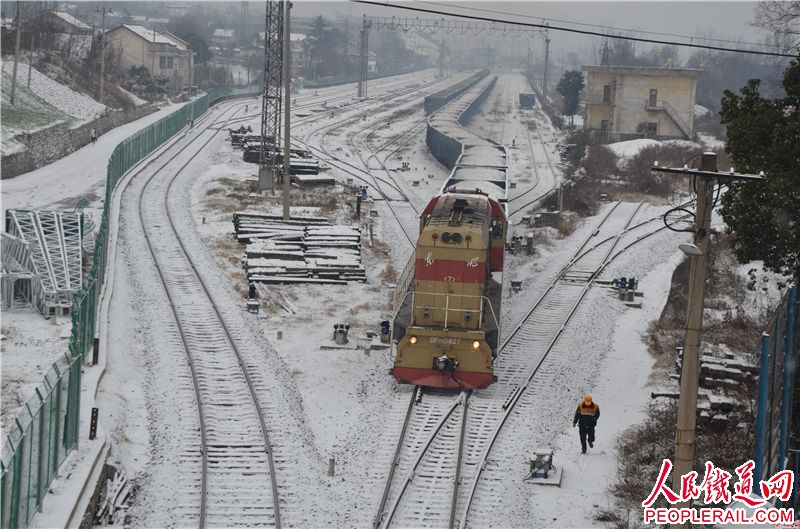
[51,11,91,30]
[118,24,188,50]
[214,28,234,38]
[258,32,307,42]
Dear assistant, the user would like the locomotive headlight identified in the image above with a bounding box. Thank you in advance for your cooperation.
[409,336,418,344]
[472,340,481,349]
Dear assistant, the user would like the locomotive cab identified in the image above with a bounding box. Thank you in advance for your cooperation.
[391,191,506,389]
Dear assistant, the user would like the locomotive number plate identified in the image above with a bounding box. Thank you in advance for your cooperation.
[430,337,461,345]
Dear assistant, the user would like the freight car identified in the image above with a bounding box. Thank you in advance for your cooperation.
[423,68,490,114]
[426,75,509,205]
[391,190,507,389]
[519,92,535,109]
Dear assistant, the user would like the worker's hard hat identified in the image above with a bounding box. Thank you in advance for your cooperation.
[584,395,592,403]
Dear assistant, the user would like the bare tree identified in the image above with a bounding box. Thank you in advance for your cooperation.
[752,1,800,52]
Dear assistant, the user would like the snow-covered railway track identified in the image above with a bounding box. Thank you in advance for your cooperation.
[126,102,282,528]
[454,201,646,528]
[507,75,560,216]
[374,388,468,529]
[299,75,466,246]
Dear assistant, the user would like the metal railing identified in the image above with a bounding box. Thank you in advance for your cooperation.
[0,84,261,529]
[645,99,693,139]
[754,284,799,511]
[404,291,499,332]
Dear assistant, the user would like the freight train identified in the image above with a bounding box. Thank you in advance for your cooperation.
[519,92,536,109]
[391,190,507,389]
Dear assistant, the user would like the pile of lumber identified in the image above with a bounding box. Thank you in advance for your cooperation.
[233,212,365,284]
[94,470,132,525]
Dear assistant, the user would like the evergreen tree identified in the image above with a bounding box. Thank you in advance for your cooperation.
[556,70,585,125]
[718,54,800,278]
[168,15,212,63]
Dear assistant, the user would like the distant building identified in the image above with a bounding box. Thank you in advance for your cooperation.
[105,24,194,90]
[346,41,377,73]
[582,65,702,141]
[24,10,93,58]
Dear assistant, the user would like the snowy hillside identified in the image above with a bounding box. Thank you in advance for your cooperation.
[1,58,106,155]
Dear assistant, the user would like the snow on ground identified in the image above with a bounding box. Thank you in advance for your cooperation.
[694,104,711,118]
[0,100,188,474]
[1,70,68,155]
[1,101,185,218]
[0,311,71,430]
[529,249,686,526]
[7,65,718,528]
[663,139,702,150]
[1,58,105,125]
[698,132,726,150]
[607,138,661,159]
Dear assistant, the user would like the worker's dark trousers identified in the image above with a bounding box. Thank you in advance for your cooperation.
[579,424,595,452]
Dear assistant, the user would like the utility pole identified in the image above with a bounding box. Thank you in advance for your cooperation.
[670,155,715,515]
[27,31,34,87]
[10,0,23,106]
[438,39,446,78]
[357,16,369,99]
[282,0,291,221]
[542,29,550,102]
[651,154,764,528]
[96,7,112,104]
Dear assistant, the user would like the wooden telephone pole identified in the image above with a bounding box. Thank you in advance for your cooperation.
[652,153,764,527]
[97,7,112,104]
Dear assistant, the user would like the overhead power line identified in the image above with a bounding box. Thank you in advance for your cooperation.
[352,0,798,58]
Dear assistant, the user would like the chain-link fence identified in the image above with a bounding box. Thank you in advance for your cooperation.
[1,85,259,529]
[754,284,799,509]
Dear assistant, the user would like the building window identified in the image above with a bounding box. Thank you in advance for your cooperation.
[159,56,174,69]
[600,119,609,131]
[649,88,658,107]
[646,122,658,138]
[602,85,612,103]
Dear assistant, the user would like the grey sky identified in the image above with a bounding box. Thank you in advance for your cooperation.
[290,1,766,62]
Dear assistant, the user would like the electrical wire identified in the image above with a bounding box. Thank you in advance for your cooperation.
[415,0,780,51]
[352,0,798,58]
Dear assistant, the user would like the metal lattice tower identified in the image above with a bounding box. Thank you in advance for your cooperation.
[357,15,549,97]
[600,39,610,67]
[357,17,370,99]
[5,209,83,314]
[260,0,283,190]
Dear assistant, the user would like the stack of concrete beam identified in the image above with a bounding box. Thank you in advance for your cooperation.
[233,212,365,284]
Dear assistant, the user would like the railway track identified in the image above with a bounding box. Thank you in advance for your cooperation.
[371,201,659,529]
[298,73,473,246]
[454,200,691,527]
[373,389,467,529]
[114,100,283,527]
[506,74,561,217]
[221,69,437,129]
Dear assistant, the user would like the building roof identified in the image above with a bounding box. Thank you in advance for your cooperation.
[258,32,307,42]
[582,65,703,77]
[51,11,91,31]
[213,28,234,38]
[114,24,189,50]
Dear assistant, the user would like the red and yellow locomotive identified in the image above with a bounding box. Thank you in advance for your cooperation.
[391,190,506,389]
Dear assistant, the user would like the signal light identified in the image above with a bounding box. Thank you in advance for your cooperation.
[472,340,481,349]
[409,336,418,344]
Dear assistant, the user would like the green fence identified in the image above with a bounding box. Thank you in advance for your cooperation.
[0,85,260,529]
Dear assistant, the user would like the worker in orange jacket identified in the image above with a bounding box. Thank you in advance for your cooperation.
[573,395,600,454]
